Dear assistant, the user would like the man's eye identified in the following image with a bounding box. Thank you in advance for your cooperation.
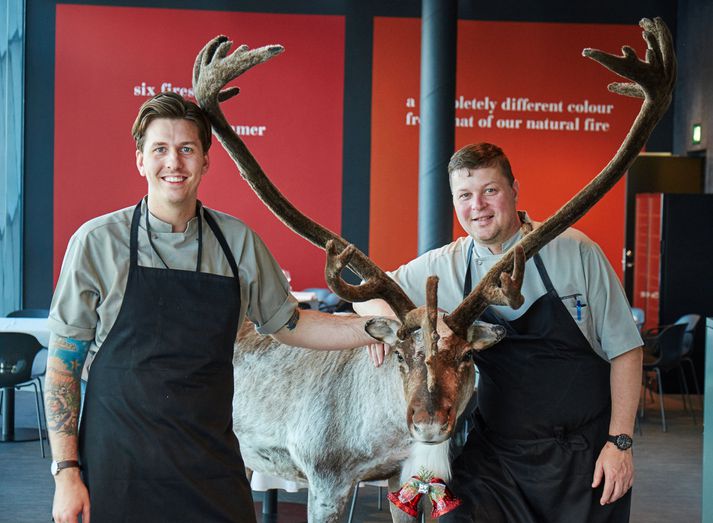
[154,147,166,153]
[181,146,193,153]
[484,187,497,195]
[458,193,470,200]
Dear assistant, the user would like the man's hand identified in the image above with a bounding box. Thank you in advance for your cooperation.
[52,469,90,523]
[367,342,391,367]
[591,442,634,505]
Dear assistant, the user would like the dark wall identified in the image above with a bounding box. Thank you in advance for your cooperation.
[23,0,678,307]
[673,0,713,191]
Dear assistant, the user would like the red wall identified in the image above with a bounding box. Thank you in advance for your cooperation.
[370,18,643,277]
[54,5,345,290]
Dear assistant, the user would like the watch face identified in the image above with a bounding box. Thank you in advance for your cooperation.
[616,434,633,450]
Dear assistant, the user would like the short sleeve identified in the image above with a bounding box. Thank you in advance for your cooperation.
[242,232,298,335]
[48,234,101,341]
[582,241,643,360]
[388,252,432,307]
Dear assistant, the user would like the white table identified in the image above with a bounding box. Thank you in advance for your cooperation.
[0,317,49,442]
[0,318,49,346]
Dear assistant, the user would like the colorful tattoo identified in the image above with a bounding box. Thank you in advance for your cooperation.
[45,335,90,436]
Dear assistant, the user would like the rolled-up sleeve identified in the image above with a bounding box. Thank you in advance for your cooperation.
[48,234,101,341]
[241,231,298,335]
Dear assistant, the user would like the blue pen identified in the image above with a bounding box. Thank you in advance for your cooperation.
[576,299,582,321]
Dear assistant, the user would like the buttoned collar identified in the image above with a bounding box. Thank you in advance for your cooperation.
[140,197,202,234]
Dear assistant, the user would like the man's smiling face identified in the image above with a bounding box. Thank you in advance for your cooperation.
[136,117,209,215]
[451,166,520,254]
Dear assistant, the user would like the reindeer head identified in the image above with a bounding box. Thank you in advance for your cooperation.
[366,307,504,444]
[193,17,675,443]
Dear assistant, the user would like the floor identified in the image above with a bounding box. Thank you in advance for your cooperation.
[0,390,703,522]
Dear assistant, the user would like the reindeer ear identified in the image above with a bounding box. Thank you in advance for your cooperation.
[365,318,401,345]
[466,320,506,351]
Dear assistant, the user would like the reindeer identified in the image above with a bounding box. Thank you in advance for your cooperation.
[192,17,674,522]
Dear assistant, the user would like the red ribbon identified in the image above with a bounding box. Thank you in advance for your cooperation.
[387,474,462,518]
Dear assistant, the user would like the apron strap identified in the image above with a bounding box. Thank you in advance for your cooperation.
[202,208,241,284]
[463,239,475,300]
[532,253,555,293]
[130,200,142,270]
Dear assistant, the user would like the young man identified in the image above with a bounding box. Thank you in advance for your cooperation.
[45,92,380,523]
[355,142,643,522]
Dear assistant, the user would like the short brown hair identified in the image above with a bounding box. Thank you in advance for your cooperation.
[448,143,514,186]
[131,92,212,153]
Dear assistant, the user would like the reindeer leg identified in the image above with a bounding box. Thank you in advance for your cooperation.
[304,476,355,523]
[386,474,419,523]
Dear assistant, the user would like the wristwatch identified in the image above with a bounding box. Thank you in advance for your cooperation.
[50,460,81,476]
[607,433,633,451]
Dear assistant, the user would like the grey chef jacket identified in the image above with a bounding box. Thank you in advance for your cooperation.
[388,213,642,361]
[49,199,298,377]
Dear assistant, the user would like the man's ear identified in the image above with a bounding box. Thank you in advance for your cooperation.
[466,320,506,351]
[202,152,210,175]
[512,178,520,202]
[365,318,401,346]
[136,149,146,178]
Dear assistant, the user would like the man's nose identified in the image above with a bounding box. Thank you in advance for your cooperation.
[165,149,182,170]
[472,193,486,210]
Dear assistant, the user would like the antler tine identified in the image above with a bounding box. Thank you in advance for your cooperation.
[423,276,440,355]
[445,17,676,337]
[193,36,417,325]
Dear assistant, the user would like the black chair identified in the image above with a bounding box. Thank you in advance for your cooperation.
[0,333,46,456]
[301,288,351,313]
[2,308,49,456]
[641,324,690,432]
[675,314,701,398]
[6,309,50,319]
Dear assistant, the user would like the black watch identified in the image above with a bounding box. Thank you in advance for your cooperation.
[607,433,633,451]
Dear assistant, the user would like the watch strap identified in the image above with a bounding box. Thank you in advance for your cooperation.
[52,460,81,475]
[606,434,633,450]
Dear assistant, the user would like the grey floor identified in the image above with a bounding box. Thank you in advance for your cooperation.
[0,390,703,523]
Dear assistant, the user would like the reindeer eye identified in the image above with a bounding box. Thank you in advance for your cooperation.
[461,350,474,363]
[395,351,404,363]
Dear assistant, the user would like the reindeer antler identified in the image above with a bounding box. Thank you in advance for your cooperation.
[193,36,418,327]
[444,17,676,337]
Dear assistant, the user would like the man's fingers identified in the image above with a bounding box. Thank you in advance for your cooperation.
[367,343,391,367]
[600,476,614,505]
[367,344,383,367]
[591,461,603,488]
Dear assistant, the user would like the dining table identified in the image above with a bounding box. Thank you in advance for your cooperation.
[0,317,49,442]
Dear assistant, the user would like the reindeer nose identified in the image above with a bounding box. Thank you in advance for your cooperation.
[411,409,452,443]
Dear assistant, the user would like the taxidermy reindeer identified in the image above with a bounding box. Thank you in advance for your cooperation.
[192,17,674,523]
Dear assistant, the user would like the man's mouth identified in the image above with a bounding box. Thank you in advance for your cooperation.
[472,215,494,223]
[162,176,187,183]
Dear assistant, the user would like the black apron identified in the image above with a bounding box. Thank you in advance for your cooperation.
[78,201,255,523]
[443,243,631,523]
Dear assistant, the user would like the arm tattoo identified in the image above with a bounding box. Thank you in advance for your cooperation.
[285,309,300,331]
[45,335,90,437]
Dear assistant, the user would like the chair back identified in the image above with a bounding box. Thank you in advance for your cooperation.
[6,308,50,318]
[674,314,701,358]
[301,288,346,313]
[651,324,688,371]
[0,333,43,387]
[631,308,645,332]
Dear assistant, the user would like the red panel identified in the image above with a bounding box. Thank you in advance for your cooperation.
[54,5,345,290]
[633,193,661,331]
[371,19,642,275]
